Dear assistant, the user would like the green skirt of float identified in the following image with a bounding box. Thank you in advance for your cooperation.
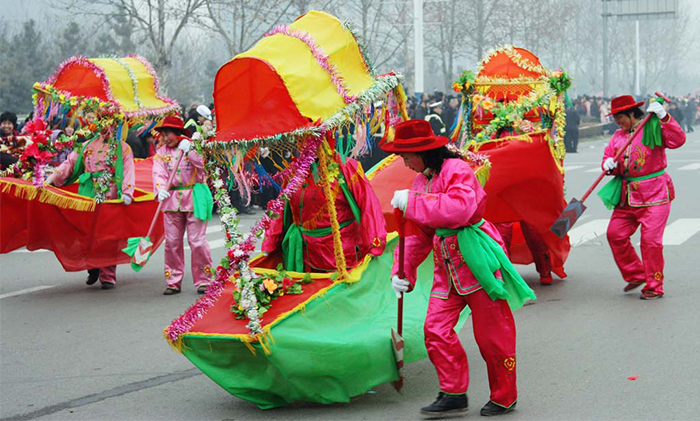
[170,234,470,409]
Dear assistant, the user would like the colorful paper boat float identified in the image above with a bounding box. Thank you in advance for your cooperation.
[164,11,484,409]
[355,47,571,278]
[0,56,177,270]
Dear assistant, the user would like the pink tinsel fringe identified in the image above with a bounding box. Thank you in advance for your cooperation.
[265,25,357,104]
[164,134,325,344]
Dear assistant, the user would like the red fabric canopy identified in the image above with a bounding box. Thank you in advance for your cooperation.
[52,64,110,101]
[213,58,310,142]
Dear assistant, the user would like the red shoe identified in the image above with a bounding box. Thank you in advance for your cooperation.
[623,282,644,292]
[640,291,663,300]
[539,274,553,285]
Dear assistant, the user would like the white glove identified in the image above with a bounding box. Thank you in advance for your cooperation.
[391,275,410,298]
[646,101,667,120]
[157,189,171,202]
[178,139,192,153]
[603,157,618,172]
[123,195,133,205]
[391,189,409,211]
[45,177,54,186]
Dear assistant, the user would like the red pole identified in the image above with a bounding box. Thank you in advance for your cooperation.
[393,208,405,337]
[144,150,185,239]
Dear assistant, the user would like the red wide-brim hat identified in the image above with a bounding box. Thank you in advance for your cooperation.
[380,119,448,153]
[155,115,193,137]
[607,95,645,116]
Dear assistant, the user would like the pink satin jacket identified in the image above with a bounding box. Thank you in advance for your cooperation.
[153,144,206,212]
[602,115,686,207]
[51,138,135,201]
[392,158,506,299]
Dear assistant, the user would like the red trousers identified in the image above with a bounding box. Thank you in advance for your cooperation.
[606,203,670,294]
[424,288,518,407]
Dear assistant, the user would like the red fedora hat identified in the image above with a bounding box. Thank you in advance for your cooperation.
[380,120,448,153]
[607,95,645,116]
[155,115,192,136]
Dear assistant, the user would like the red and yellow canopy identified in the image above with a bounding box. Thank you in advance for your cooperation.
[212,11,396,143]
[34,55,178,120]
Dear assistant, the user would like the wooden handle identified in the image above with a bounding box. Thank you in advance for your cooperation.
[145,149,185,239]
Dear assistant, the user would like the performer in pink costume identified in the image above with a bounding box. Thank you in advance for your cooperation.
[48,127,135,289]
[382,120,535,418]
[262,152,386,272]
[600,95,685,300]
[153,116,213,295]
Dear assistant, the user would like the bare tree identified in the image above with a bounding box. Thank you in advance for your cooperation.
[424,0,472,92]
[55,0,209,90]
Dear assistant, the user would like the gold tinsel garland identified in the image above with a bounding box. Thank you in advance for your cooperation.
[317,140,348,280]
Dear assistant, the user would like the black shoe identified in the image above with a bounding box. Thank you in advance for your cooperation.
[480,401,516,416]
[163,287,181,296]
[420,392,468,418]
[86,269,100,285]
[197,285,208,294]
[100,282,115,290]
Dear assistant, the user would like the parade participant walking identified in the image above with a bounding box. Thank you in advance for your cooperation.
[185,105,213,139]
[153,116,214,295]
[381,120,535,417]
[262,151,386,273]
[599,95,685,299]
[47,122,136,289]
[0,111,25,170]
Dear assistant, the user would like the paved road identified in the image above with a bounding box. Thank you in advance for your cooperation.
[1,129,699,420]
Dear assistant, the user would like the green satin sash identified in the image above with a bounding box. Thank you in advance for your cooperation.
[597,169,666,210]
[436,220,536,310]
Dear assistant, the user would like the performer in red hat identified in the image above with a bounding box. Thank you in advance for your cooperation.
[381,120,535,417]
[599,95,685,299]
[153,116,214,295]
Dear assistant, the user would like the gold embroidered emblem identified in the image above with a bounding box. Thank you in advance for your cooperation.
[164,270,172,279]
[372,238,382,248]
[503,357,516,372]
[204,266,212,275]
[165,155,171,162]
[654,271,663,281]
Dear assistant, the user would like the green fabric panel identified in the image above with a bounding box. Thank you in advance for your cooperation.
[115,135,124,199]
[598,170,665,210]
[337,171,361,224]
[192,183,214,221]
[180,235,470,409]
[642,114,663,149]
[598,176,623,210]
[281,224,304,273]
[436,221,536,309]
[121,237,148,272]
[65,135,99,187]
[77,171,103,198]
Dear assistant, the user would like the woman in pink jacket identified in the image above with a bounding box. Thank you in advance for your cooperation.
[382,120,535,417]
[599,95,686,299]
[48,123,135,289]
[153,116,213,295]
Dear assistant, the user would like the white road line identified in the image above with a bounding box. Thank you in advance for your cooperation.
[205,225,222,235]
[0,286,55,300]
[564,165,584,172]
[13,248,50,254]
[585,167,603,173]
[678,163,700,171]
[186,237,227,251]
[662,218,700,245]
[568,219,609,245]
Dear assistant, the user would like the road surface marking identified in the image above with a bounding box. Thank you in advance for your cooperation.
[661,218,700,245]
[678,163,700,171]
[205,225,221,235]
[567,219,609,245]
[564,165,584,172]
[0,286,55,300]
[585,167,603,173]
